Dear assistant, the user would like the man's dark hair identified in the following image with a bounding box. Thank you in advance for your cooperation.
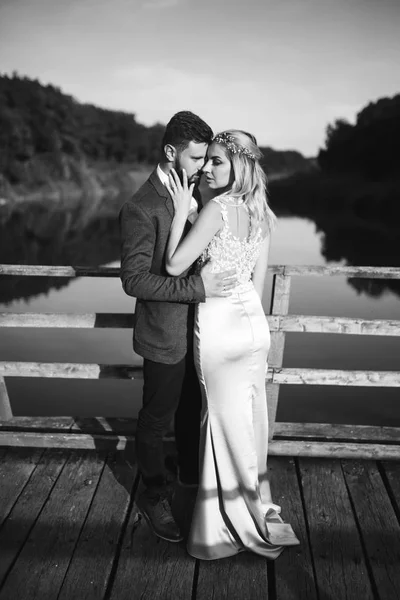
[161,110,213,154]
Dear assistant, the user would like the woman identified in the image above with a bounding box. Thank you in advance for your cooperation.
[165,130,299,560]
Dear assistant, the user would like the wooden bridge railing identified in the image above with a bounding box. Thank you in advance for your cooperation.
[1,264,400,459]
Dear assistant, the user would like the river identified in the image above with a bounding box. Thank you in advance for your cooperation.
[1,205,400,426]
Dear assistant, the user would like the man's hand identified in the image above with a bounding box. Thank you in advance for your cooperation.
[200,262,237,297]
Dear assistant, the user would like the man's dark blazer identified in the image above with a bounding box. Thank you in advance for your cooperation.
[119,169,206,364]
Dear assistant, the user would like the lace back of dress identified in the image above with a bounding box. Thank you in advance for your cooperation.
[198,196,265,292]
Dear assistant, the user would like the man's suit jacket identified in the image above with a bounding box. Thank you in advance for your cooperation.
[119,169,206,364]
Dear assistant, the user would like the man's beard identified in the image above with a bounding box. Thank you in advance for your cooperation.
[175,159,201,187]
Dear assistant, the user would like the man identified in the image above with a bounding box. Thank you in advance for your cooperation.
[119,111,237,542]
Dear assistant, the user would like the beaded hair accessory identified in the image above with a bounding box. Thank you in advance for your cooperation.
[213,133,257,161]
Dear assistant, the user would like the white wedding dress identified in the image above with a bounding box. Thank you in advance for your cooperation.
[187,195,300,560]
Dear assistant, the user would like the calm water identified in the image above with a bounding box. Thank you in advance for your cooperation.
[1,210,400,426]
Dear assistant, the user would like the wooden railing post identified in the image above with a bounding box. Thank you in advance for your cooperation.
[0,377,12,421]
[267,272,291,440]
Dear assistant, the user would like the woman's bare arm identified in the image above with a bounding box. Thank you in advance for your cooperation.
[166,199,223,276]
[252,234,271,299]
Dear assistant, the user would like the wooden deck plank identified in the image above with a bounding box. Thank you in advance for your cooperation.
[342,460,400,600]
[268,457,318,600]
[0,449,67,587]
[0,450,104,600]
[0,447,44,529]
[380,461,400,522]
[298,458,374,600]
[196,552,269,600]
[109,501,195,600]
[0,417,74,432]
[58,451,137,600]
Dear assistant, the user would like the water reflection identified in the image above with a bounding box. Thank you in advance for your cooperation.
[270,174,400,300]
[1,174,400,304]
[0,200,121,304]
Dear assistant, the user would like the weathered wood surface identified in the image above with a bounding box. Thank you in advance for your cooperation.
[2,417,399,446]
[284,265,400,278]
[274,421,400,443]
[269,314,400,335]
[272,368,400,386]
[0,449,67,585]
[3,362,400,388]
[268,457,318,600]
[298,458,375,599]
[0,447,44,529]
[342,460,400,600]
[1,429,400,460]
[58,452,137,600]
[3,312,400,337]
[0,450,104,600]
[267,273,291,441]
[1,448,400,599]
[196,552,270,599]
[269,440,400,460]
[381,461,400,521]
[2,263,399,278]
[0,312,134,328]
[0,265,121,277]
[0,377,12,421]
[0,361,143,379]
[0,416,75,431]
[110,503,196,600]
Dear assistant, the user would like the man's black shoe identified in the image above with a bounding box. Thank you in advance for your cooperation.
[136,490,183,542]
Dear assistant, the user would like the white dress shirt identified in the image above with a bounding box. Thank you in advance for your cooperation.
[157,164,198,224]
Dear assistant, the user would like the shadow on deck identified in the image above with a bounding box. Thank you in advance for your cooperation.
[1,445,400,600]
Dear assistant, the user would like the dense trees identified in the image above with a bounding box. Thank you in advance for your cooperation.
[0,73,164,186]
[318,94,400,179]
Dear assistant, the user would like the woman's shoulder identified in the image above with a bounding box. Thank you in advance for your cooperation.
[210,194,244,207]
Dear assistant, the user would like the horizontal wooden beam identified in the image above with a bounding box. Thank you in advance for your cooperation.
[270,315,400,336]
[0,362,143,379]
[0,312,134,329]
[283,265,400,279]
[274,422,400,443]
[2,313,400,338]
[2,418,399,444]
[0,430,398,459]
[268,440,400,460]
[1,362,400,387]
[272,368,400,386]
[4,264,399,279]
[0,264,286,278]
[0,265,121,277]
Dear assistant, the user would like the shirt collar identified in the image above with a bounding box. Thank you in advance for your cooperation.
[157,164,170,187]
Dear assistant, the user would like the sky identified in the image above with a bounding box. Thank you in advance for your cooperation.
[0,0,399,156]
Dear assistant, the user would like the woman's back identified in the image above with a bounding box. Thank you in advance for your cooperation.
[198,195,266,292]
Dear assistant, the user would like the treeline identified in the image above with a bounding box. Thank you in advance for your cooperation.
[0,73,315,192]
[318,94,400,179]
[0,73,164,186]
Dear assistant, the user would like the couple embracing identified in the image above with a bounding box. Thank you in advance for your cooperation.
[119,111,299,560]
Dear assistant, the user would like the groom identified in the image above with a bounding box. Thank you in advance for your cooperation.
[119,111,237,542]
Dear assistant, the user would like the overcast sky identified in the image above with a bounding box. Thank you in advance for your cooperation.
[1,0,399,155]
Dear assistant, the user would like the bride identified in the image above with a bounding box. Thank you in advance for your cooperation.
[165,130,300,560]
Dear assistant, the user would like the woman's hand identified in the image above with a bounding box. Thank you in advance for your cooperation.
[166,168,195,216]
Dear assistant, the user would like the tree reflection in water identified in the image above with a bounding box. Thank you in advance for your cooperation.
[0,199,121,304]
[2,173,400,304]
[270,173,400,299]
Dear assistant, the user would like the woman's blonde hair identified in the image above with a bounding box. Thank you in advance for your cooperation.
[212,130,276,233]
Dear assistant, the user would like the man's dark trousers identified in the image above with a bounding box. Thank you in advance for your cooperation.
[136,349,201,490]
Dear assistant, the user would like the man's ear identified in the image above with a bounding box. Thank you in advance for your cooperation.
[164,144,176,162]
